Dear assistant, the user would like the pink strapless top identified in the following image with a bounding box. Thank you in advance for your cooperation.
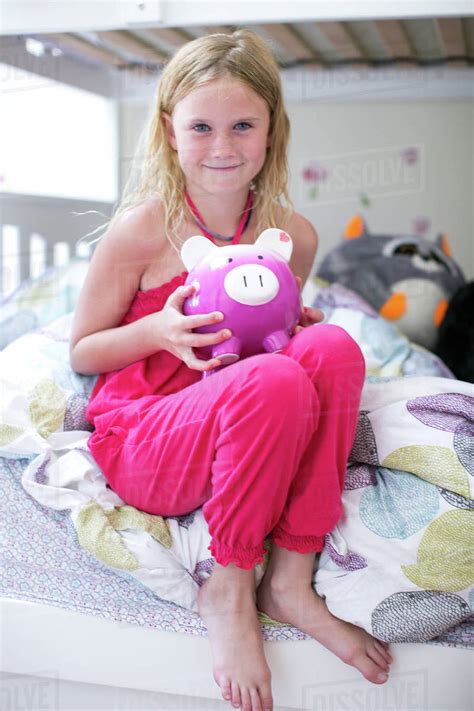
[86,271,202,427]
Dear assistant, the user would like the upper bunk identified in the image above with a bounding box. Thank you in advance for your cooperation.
[0,0,472,101]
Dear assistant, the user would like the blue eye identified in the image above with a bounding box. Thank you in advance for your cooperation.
[235,122,252,131]
[192,124,210,132]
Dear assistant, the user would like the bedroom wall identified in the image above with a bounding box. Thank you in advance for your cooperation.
[119,74,473,280]
[288,98,473,279]
[0,63,118,202]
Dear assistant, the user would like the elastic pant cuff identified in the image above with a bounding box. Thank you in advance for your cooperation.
[271,530,326,554]
[208,540,266,570]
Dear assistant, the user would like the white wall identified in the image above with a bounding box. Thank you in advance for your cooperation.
[289,99,473,278]
[119,69,474,279]
[0,63,118,202]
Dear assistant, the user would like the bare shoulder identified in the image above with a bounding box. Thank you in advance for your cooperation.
[70,199,166,348]
[287,211,319,254]
[87,198,168,287]
[101,198,166,258]
[84,199,166,294]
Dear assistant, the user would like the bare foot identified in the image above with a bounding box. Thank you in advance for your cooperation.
[198,567,273,711]
[256,576,392,685]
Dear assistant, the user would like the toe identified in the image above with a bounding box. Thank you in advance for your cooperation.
[231,680,242,708]
[367,646,390,671]
[258,681,274,711]
[221,678,232,702]
[240,687,252,711]
[374,640,392,663]
[356,653,389,684]
[249,687,263,711]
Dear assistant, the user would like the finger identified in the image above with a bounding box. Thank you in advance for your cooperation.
[295,275,303,291]
[310,307,325,322]
[203,358,223,371]
[185,353,223,372]
[293,325,304,335]
[167,283,195,310]
[303,306,325,323]
[184,311,224,329]
[183,329,232,348]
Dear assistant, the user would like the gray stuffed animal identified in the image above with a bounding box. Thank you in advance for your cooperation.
[317,215,465,350]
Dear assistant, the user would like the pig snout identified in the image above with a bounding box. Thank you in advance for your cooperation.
[223,264,279,305]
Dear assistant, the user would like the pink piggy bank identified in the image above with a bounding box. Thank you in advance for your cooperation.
[181,228,301,367]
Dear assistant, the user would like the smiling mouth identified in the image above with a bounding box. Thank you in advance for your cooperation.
[204,165,242,170]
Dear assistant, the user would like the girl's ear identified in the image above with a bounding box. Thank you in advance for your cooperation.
[161,112,177,151]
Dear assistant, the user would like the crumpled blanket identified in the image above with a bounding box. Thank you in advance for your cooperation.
[316,376,473,641]
[18,374,474,638]
[20,432,259,614]
[1,285,473,640]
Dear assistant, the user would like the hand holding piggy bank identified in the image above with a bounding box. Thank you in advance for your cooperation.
[181,228,301,368]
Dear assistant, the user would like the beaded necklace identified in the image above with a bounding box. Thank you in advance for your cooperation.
[185,189,253,245]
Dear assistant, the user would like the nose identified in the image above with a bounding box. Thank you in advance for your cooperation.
[210,131,236,159]
[224,265,279,305]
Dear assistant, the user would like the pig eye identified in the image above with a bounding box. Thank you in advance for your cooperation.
[227,257,233,263]
[258,255,264,259]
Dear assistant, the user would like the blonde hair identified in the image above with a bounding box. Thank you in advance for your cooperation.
[88,29,293,249]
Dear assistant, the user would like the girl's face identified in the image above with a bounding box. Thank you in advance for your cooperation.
[162,77,271,196]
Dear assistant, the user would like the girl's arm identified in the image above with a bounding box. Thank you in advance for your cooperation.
[70,204,164,375]
[70,203,230,376]
[288,213,324,331]
[288,212,319,286]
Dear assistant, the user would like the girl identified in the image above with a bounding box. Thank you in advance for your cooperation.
[71,30,392,711]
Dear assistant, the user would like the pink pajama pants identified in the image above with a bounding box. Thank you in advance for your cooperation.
[98,325,365,569]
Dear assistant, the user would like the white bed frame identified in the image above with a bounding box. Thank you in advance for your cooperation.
[1,598,472,710]
[0,192,110,299]
[1,195,472,711]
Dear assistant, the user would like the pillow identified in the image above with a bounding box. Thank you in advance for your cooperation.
[310,279,455,379]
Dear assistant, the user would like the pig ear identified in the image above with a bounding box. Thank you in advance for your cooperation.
[255,228,293,262]
[181,235,218,271]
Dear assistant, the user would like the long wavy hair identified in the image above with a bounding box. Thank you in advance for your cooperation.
[86,29,293,251]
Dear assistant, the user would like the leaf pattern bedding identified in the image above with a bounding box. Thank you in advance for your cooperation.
[0,280,472,644]
[317,377,473,642]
